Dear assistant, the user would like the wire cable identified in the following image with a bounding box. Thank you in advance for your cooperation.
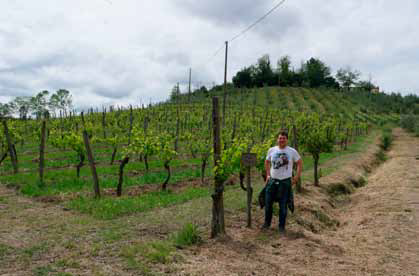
[188,1,288,89]
[203,0,287,65]
[229,0,287,43]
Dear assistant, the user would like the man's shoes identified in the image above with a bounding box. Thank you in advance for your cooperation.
[260,224,270,230]
[278,227,286,235]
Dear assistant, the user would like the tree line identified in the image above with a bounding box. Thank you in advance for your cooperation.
[0,89,72,119]
[232,54,375,91]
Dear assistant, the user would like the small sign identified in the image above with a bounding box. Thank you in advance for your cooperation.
[241,153,257,167]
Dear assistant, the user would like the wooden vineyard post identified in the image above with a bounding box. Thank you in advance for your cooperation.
[39,120,47,184]
[2,120,18,174]
[82,129,100,198]
[188,67,192,103]
[102,108,106,139]
[128,105,133,145]
[344,128,349,150]
[211,97,225,238]
[241,152,256,228]
[174,111,180,152]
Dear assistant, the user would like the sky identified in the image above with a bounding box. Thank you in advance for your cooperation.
[1,0,418,110]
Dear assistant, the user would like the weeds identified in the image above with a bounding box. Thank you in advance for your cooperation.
[172,223,202,248]
[120,240,173,273]
[380,127,393,151]
[327,183,354,196]
[312,209,339,228]
[0,243,13,258]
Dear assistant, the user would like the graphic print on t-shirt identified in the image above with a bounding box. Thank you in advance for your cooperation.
[272,152,289,170]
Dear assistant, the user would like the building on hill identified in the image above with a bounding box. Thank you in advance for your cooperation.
[371,87,380,94]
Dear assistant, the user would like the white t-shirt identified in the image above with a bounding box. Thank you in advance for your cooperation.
[266,146,301,180]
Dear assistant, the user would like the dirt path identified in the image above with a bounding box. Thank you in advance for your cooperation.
[333,128,419,275]
[175,129,419,276]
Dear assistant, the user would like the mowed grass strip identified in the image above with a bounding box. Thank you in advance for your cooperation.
[68,187,210,219]
[0,153,202,176]
[4,165,210,197]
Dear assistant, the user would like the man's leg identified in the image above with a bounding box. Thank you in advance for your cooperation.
[263,180,277,228]
[278,178,291,232]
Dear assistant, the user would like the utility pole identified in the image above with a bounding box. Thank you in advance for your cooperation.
[222,41,228,127]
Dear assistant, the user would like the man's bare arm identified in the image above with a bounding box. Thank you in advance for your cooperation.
[264,159,271,184]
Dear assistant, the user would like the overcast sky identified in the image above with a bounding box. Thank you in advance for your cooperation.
[1,0,418,109]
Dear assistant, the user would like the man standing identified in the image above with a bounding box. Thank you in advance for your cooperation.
[262,130,302,233]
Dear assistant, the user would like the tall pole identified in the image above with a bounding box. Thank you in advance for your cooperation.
[222,41,228,127]
[188,68,192,103]
[211,97,225,238]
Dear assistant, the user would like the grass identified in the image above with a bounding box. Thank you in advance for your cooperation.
[327,183,354,196]
[172,223,202,248]
[68,187,211,219]
[120,240,174,274]
[0,243,13,258]
[312,209,340,228]
[22,244,47,258]
[5,166,210,197]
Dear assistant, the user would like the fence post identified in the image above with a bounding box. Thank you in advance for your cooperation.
[2,120,18,174]
[39,120,47,184]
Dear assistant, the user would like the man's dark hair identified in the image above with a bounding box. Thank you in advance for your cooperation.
[277,130,288,139]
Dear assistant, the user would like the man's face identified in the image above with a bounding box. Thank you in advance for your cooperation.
[278,135,288,148]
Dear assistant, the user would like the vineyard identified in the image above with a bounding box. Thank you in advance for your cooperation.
[1,88,399,214]
[0,86,409,275]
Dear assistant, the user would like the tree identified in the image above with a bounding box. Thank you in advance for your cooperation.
[298,114,336,186]
[30,90,50,119]
[277,56,293,87]
[0,103,14,118]
[11,96,31,119]
[253,55,277,87]
[356,80,375,92]
[232,66,255,88]
[324,76,340,89]
[336,67,361,90]
[170,84,181,102]
[301,58,333,88]
[50,89,72,116]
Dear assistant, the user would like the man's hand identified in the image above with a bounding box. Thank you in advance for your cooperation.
[292,176,299,186]
[264,159,271,186]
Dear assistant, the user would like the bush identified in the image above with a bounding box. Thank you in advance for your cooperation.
[173,223,201,248]
[401,114,419,136]
[375,150,387,162]
[380,128,393,150]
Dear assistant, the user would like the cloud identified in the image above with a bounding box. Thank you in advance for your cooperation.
[172,0,302,40]
[0,0,418,110]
